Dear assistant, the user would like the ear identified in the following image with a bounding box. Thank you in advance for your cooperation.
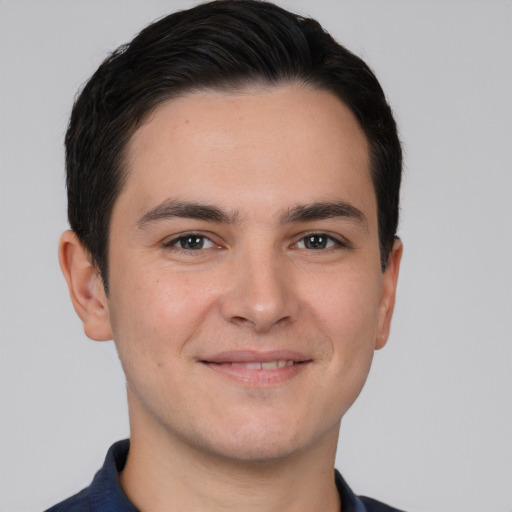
[58,230,113,341]
[375,238,403,350]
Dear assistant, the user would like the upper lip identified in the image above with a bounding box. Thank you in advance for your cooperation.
[200,350,312,364]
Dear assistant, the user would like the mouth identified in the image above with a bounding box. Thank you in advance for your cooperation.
[226,360,296,370]
[199,351,312,386]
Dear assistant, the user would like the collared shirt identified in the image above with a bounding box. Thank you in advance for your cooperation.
[45,440,404,512]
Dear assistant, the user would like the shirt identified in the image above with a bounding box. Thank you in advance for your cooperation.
[45,440,404,512]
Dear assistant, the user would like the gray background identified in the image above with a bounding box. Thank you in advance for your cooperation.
[1,1,511,510]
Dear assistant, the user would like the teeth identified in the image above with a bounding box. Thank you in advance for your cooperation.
[246,362,262,370]
[230,360,293,370]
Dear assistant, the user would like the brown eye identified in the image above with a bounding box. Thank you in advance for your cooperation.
[164,233,217,251]
[179,235,205,250]
[303,234,329,249]
[294,233,349,251]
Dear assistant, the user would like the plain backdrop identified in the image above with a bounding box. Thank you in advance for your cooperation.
[1,1,511,511]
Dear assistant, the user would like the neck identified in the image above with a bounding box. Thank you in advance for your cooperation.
[120,397,341,512]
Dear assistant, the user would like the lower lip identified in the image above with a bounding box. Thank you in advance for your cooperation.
[201,361,311,386]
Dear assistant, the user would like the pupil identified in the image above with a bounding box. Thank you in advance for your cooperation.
[306,235,327,249]
[181,236,203,249]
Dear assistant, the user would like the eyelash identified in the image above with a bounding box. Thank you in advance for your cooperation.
[162,231,350,253]
[162,232,219,252]
[293,232,350,251]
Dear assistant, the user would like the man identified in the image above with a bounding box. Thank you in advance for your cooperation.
[49,1,403,510]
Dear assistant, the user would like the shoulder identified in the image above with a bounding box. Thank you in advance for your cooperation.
[335,470,405,512]
[44,487,91,512]
[360,495,406,512]
[43,440,134,512]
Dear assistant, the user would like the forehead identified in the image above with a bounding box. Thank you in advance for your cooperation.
[119,84,374,224]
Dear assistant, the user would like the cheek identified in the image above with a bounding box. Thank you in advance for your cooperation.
[108,264,216,362]
[111,261,225,372]
[304,264,383,393]
[311,265,382,337]
[290,267,383,426]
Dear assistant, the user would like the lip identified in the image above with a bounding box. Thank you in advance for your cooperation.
[199,350,313,386]
[201,350,312,364]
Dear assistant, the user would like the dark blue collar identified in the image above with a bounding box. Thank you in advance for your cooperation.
[46,439,402,512]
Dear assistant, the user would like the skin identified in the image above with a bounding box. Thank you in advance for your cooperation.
[60,84,402,512]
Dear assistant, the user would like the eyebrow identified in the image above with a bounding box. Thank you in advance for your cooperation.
[136,199,367,230]
[136,199,239,228]
[281,201,367,228]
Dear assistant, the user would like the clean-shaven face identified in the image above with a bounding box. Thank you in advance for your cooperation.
[104,84,398,462]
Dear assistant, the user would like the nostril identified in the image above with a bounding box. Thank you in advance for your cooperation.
[227,313,293,332]
[230,316,250,325]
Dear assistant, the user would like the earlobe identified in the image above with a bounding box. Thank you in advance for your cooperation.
[58,230,113,341]
[375,238,403,350]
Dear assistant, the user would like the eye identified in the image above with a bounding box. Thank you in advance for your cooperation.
[164,233,217,251]
[295,233,344,250]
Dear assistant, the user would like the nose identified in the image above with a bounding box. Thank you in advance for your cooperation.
[219,246,299,332]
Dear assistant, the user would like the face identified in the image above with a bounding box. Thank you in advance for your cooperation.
[103,84,400,462]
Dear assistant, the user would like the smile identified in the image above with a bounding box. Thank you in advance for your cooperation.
[229,360,295,370]
[199,352,312,386]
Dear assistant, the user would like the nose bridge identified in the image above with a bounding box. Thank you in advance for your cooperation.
[220,237,297,331]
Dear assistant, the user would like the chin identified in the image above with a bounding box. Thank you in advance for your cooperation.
[199,417,332,465]
[213,438,305,465]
